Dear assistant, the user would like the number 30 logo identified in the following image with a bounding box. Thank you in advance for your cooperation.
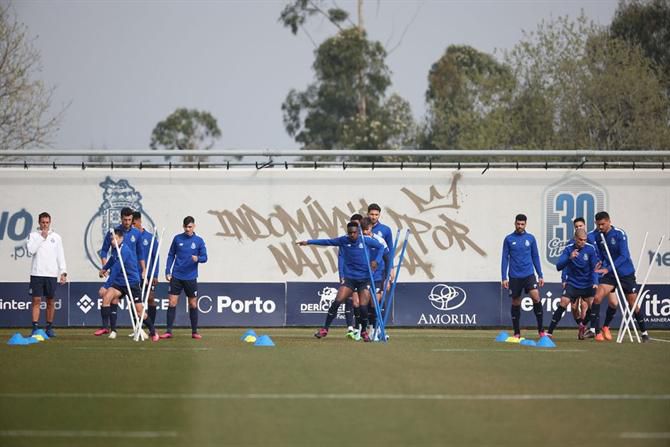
[544,176,606,266]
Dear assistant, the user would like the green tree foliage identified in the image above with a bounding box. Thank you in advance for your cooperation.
[280,1,417,152]
[149,108,221,161]
[505,14,670,149]
[610,0,670,90]
[423,14,670,150]
[425,45,515,149]
[0,5,63,152]
[279,0,349,35]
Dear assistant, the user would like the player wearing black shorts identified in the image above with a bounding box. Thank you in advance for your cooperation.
[591,212,649,342]
[297,221,385,342]
[501,214,545,338]
[99,229,158,341]
[163,216,208,339]
[548,229,599,338]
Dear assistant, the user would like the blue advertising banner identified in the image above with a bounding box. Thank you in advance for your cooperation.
[286,282,349,326]
[393,282,502,327]
[67,282,285,328]
[503,283,670,330]
[1,281,668,329]
[68,282,171,327]
[193,283,285,327]
[0,281,68,327]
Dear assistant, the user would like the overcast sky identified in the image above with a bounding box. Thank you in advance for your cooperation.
[14,0,619,152]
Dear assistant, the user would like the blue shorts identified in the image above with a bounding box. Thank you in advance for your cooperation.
[562,285,595,302]
[343,278,370,293]
[169,277,198,298]
[29,276,57,298]
[508,275,538,298]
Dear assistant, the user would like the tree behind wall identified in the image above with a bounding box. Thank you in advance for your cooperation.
[0,5,62,152]
[150,108,221,162]
[279,1,417,154]
[610,0,670,93]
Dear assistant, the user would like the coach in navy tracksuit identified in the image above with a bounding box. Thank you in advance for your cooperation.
[549,228,599,338]
[590,211,649,342]
[297,221,385,342]
[163,216,208,340]
[501,214,545,338]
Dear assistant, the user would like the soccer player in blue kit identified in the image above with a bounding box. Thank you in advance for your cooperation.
[548,228,599,338]
[501,214,545,339]
[297,221,385,342]
[162,216,208,340]
[361,217,391,337]
[98,229,158,341]
[366,204,394,334]
[95,207,144,336]
[589,211,650,342]
[133,212,159,326]
[340,213,363,338]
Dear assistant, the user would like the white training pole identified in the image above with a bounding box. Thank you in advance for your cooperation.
[134,228,164,341]
[617,235,665,343]
[635,232,649,274]
[599,233,640,343]
[621,231,648,342]
[133,228,157,339]
[617,232,648,343]
[111,229,139,336]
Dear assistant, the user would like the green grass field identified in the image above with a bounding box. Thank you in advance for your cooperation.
[1,328,669,447]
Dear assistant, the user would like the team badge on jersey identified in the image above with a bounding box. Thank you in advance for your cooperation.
[143,239,148,246]
[191,242,196,249]
[525,240,530,247]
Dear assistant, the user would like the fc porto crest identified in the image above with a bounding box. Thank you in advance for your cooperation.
[84,177,155,269]
[543,175,606,267]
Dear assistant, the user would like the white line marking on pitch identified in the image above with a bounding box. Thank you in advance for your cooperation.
[0,430,177,438]
[72,347,211,351]
[1,392,668,401]
[431,349,586,352]
[650,337,670,343]
[620,432,670,439]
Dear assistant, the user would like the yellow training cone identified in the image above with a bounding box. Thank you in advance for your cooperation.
[244,335,257,343]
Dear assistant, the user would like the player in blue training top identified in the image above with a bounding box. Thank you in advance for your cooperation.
[367,203,394,253]
[361,217,391,338]
[583,216,619,340]
[501,214,545,338]
[297,221,385,342]
[133,212,160,327]
[98,229,158,341]
[95,207,144,337]
[562,217,593,337]
[590,211,650,342]
[549,228,599,339]
[162,216,208,340]
[339,213,363,339]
